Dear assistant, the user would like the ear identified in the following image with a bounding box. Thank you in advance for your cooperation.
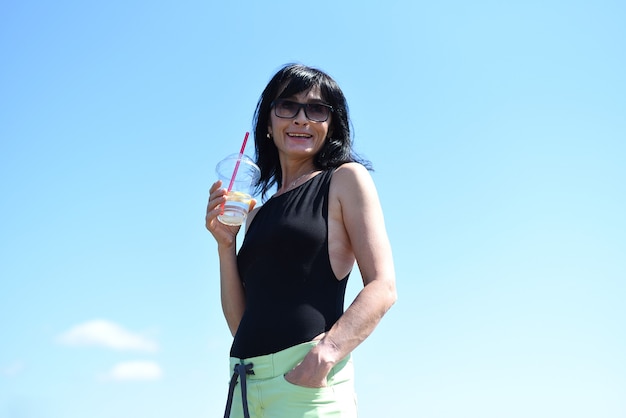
[268,125,273,136]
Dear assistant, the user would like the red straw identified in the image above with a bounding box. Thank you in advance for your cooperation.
[227,131,250,192]
[220,131,250,216]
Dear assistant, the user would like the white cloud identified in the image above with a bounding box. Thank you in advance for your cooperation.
[57,319,158,352]
[101,361,163,381]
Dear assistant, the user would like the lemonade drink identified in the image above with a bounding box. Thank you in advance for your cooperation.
[215,153,259,227]
[218,190,253,226]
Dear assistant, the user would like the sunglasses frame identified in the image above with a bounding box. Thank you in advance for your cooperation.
[271,99,334,122]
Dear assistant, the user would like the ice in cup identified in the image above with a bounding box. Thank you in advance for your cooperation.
[215,153,260,226]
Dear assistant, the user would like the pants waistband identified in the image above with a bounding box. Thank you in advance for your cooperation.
[229,341,350,380]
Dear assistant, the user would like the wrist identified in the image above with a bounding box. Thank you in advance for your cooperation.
[217,241,237,255]
[312,338,341,369]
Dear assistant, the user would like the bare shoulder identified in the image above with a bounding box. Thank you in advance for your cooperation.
[334,161,370,177]
[329,162,382,226]
[331,162,377,201]
[332,162,373,188]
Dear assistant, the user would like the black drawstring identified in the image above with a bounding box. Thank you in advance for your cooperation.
[224,361,254,418]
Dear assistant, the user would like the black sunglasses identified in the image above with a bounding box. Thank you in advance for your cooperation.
[271,99,333,122]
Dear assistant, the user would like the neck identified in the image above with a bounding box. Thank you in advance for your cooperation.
[279,163,318,193]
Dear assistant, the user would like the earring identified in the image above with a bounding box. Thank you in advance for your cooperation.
[267,133,272,139]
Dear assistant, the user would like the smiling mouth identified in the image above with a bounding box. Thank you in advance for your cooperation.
[287,133,312,138]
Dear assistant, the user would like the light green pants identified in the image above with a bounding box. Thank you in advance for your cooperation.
[225,341,357,418]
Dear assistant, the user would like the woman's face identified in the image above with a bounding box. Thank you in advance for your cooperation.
[267,87,331,162]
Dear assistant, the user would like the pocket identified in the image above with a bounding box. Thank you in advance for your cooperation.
[280,374,335,397]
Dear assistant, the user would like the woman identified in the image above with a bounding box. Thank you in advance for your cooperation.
[206,64,396,417]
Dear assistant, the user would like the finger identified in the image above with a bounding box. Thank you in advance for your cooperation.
[208,188,227,204]
[205,205,225,231]
[206,200,227,226]
[209,180,223,194]
[207,188,227,212]
[207,193,226,210]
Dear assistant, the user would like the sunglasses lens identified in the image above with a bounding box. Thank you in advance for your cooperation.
[305,104,330,122]
[275,100,299,118]
[273,100,331,122]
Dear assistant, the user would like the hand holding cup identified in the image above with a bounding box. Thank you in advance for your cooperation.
[214,153,260,227]
[205,179,256,247]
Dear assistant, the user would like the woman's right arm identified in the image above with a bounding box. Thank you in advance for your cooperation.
[205,180,254,336]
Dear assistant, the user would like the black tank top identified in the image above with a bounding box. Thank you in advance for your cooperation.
[231,169,350,358]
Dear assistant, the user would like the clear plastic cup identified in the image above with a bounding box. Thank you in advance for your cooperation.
[215,154,260,226]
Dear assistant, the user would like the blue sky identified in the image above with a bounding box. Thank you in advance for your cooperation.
[1,0,625,417]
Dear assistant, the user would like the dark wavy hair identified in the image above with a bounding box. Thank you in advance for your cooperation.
[253,63,371,199]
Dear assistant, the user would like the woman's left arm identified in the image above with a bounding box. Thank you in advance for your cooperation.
[285,163,397,387]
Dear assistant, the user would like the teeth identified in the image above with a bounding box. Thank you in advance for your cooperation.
[288,133,311,138]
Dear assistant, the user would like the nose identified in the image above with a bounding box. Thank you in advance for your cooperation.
[293,107,309,124]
